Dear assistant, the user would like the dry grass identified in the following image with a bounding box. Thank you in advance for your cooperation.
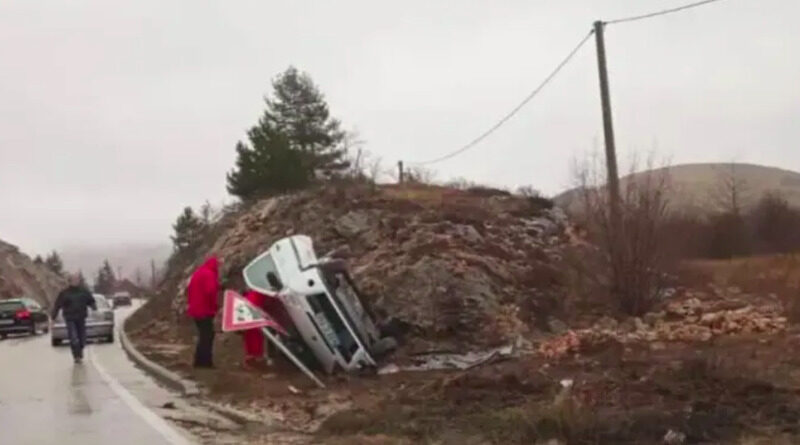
[684,253,800,322]
[736,433,799,445]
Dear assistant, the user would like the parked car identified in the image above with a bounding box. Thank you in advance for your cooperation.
[51,293,115,346]
[112,291,132,308]
[0,298,49,339]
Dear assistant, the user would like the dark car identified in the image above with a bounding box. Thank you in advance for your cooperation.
[0,298,49,339]
[112,291,132,308]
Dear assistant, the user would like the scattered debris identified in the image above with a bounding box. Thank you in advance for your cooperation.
[287,385,302,395]
[663,429,686,444]
[161,401,177,410]
[380,345,514,373]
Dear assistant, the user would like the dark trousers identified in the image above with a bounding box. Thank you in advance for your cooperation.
[66,318,87,360]
[194,317,215,368]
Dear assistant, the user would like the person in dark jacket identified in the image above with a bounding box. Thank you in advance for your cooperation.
[52,273,96,363]
[186,256,220,368]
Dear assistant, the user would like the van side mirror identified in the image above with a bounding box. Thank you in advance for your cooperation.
[266,272,283,291]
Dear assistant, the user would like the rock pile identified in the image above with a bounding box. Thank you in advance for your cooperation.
[159,184,573,348]
[539,290,787,359]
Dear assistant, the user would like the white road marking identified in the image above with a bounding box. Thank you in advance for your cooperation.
[88,348,194,445]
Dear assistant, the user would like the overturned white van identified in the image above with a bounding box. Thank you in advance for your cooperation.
[243,235,392,374]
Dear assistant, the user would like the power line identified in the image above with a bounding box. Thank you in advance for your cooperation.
[605,0,727,25]
[412,29,595,166]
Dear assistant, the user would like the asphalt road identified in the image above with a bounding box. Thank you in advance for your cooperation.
[0,301,234,445]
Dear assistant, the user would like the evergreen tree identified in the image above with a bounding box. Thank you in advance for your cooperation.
[226,131,309,199]
[226,67,347,200]
[77,270,88,288]
[33,255,44,265]
[44,251,64,276]
[171,207,205,252]
[94,260,116,295]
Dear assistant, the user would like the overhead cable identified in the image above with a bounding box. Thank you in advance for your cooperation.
[412,29,595,166]
[605,0,727,25]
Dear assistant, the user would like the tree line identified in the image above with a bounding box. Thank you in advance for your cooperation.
[34,251,145,294]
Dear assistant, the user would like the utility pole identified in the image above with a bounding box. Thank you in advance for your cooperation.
[593,20,622,226]
[150,259,157,290]
[594,20,624,294]
[397,161,404,184]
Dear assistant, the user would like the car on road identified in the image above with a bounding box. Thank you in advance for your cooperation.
[0,298,49,339]
[51,293,115,346]
[111,291,132,308]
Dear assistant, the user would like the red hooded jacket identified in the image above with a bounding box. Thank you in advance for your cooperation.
[186,257,219,319]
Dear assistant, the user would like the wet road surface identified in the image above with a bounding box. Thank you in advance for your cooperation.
[0,302,222,445]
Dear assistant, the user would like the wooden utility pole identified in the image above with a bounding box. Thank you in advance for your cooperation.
[594,20,624,293]
[150,259,157,290]
[398,161,404,184]
[593,20,622,228]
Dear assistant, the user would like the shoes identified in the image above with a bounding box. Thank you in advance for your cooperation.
[74,357,83,364]
[243,357,269,371]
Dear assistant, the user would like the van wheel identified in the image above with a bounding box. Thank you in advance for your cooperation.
[52,338,61,347]
[106,334,115,343]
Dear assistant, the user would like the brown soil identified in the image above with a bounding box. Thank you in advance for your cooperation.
[127,185,800,444]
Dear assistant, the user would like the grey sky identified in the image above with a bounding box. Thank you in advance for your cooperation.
[1,0,798,255]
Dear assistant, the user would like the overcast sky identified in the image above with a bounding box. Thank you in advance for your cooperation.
[1,0,798,255]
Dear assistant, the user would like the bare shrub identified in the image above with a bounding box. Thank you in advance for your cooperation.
[443,177,479,190]
[574,154,672,315]
[515,185,542,198]
[404,165,437,184]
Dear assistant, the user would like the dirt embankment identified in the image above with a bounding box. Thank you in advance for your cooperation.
[127,185,800,444]
[0,240,65,306]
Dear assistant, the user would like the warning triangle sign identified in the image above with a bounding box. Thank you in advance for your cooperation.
[222,290,287,334]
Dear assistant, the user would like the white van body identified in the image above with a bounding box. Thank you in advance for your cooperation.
[244,235,382,373]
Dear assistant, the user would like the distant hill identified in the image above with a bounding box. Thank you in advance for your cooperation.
[555,163,800,215]
[0,239,65,307]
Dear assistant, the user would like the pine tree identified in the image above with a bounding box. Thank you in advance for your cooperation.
[226,131,309,199]
[226,66,347,200]
[94,260,116,295]
[267,67,346,174]
[77,270,88,288]
[44,251,64,276]
[33,255,44,265]
[171,207,205,252]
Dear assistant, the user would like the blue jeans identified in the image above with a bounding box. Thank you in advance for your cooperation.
[66,318,87,360]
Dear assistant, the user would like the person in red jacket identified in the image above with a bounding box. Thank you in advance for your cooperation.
[186,256,220,368]
[240,288,293,370]
[242,289,267,369]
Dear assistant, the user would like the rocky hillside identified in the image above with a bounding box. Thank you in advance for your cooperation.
[0,240,66,307]
[132,184,577,351]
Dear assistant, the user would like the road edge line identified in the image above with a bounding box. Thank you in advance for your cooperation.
[120,308,200,396]
[88,348,195,445]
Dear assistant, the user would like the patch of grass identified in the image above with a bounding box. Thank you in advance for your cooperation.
[319,387,597,445]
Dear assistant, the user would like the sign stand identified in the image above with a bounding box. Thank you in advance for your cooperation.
[222,290,325,389]
[259,326,325,389]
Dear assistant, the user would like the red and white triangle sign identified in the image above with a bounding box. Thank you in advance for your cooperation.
[222,290,287,334]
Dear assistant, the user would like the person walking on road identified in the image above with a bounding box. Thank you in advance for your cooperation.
[187,256,220,368]
[52,273,97,364]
